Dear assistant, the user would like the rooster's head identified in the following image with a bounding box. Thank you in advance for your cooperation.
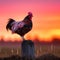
[28,12,33,20]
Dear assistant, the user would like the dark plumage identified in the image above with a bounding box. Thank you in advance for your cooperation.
[6,12,33,40]
[16,14,33,36]
[6,18,15,30]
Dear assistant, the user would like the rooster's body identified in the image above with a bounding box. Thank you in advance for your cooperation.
[6,12,33,40]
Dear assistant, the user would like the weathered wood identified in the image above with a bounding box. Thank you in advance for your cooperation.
[21,40,35,60]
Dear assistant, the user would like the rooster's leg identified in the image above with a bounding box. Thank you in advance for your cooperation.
[22,36,25,40]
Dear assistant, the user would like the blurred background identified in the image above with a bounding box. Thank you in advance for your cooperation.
[0,0,60,58]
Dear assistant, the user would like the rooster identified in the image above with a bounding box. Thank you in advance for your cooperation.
[6,12,33,40]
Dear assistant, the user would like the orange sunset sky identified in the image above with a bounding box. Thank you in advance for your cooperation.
[0,0,60,42]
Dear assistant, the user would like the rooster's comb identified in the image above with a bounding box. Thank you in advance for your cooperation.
[28,12,33,16]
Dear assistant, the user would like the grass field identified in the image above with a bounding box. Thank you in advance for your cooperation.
[0,41,60,58]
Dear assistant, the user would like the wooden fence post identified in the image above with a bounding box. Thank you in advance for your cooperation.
[21,40,35,60]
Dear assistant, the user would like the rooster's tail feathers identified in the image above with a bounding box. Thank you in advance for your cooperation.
[6,18,15,31]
